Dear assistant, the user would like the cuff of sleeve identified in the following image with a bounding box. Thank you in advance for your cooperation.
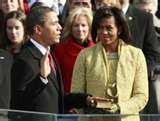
[40,76,48,84]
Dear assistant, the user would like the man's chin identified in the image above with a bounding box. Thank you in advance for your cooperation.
[52,39,60,44]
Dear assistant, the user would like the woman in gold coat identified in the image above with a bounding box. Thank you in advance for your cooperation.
[71,6,148,121]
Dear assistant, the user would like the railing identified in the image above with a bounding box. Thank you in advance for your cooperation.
[0,109,160,121]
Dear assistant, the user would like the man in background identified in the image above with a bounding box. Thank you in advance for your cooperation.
[120,0,160,120]
[133,0,160,115]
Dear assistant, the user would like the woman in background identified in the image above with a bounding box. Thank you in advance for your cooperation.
[53,7,94,93]
[0,0,24,15]
[0,0,25,44]
[1,11,27,55]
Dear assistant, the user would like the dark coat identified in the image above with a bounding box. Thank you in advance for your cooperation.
[126,5,160,76]
[11,41,64,113]
[126,5,160,115]
[0,49,12,109]
[10,40,90,121]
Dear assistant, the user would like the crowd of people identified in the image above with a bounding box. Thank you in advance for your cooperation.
[0,0,160,121]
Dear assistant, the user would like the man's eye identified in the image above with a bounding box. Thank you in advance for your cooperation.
[15,26,20,30]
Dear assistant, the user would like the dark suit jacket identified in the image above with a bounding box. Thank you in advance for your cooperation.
[10,41,64,114]
[126,5,160,75]
[0,49,12,109]
[10,41,90,117]
[126,5,160,114]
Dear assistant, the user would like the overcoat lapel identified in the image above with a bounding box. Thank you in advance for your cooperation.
[126,6,136,43]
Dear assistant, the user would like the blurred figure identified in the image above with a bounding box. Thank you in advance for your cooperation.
[119,0,160,85]
[23,0,30,14]
[0,49,12,121]
[28,0,37,7]
[92,0,121,10]
[0,0,24,15]
[156,0,160,18]
[61,0,92,27]
[0,49,12,108]
[30,1,47,10]
[1,11,27,55]
[53,7,94,93]
[69,0,92,9]
[71,6,148,121]
[133,0,158,14]
[119,0,160,120]
[133,0,160,115]
[133,0,160,39]
[0,0,25,46]
[37,0,66,17]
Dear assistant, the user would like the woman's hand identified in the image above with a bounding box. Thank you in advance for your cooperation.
[86,96,97,108]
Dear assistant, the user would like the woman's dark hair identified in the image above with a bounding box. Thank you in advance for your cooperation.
[1,10,26,49]
[91,6,131,43]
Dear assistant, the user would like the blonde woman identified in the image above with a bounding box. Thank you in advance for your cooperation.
[53,7,94,93]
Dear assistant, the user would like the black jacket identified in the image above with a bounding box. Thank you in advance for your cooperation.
[0,49,12,109]
[126,5,160,76]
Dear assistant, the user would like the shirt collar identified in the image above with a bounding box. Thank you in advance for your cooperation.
[30,38,49,55]
[122,3,129,15]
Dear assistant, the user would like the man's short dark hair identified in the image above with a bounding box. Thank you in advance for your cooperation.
[26,6,54,35]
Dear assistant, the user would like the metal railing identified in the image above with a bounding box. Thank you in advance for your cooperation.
[0,109,160,121]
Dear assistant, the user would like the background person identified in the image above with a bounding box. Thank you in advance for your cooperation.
[118,0,160,78]
[0,49,12,121]
[1,11,27,55]
[61,0,92,27]
[0,0,25,45]
[133,0,160,115]
[133,0,160,40]
[0,49,12,108]
[53,7,94,93]
[92,0,121,10]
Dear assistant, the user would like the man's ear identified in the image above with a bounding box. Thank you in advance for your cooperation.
[33,25,42,35]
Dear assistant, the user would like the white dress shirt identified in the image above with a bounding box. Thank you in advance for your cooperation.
[28,0,37,7]
[30,38,49,84]
[122,3,129,15]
